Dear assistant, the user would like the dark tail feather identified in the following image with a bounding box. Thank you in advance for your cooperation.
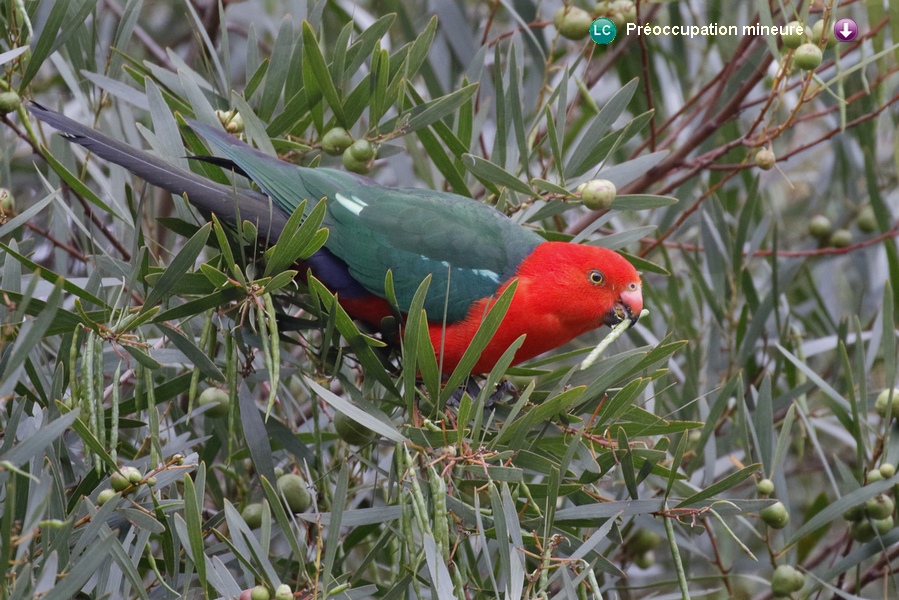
[28,103,288,243]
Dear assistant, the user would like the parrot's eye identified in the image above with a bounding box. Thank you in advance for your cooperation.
[627,282,639,291]
[588,270,605,285]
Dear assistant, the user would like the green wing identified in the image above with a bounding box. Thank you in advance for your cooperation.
[190,122,542,321]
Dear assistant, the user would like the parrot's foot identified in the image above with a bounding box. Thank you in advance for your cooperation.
[446,378,516,408]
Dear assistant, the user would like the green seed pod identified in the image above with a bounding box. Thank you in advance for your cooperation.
[277,473,312,513]
[97,488,116,505]
[843,504,864,522]
[771,564,805,597]
[334,411,374,445]
[875,388,899,419]
[808,215,832,239]
[343,147,371,174]
[865,494,895,520]
[250,585,271,600]
[874,515,895,535]
[828,228,852,248]
[110,471,131,492]
[199,387,230,418]
[794,43,823,71]
[241,502,266,529]
[321,127,354,156]
[781,21,804,49]
[850,519,876,543]
[634,550,655,569]
[757,478,775,497]
[580,179,617,210]
[273,584,293,600]
[857,206,878,233]
[348,139,376,162]
[0,91,21,114]
[755,149,776,170]
[626,528,661,554]
[553,6,592,40]
[760,501,790,529]
[810,19,837,49]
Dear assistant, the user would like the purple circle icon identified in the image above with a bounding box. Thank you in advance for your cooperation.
[834,18,858,42]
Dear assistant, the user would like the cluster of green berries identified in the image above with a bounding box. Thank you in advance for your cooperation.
[577,179,617,210]
[246,583,294,600]
[781,19,836,72]
[756,479,805,596]
[842,462,896,543]
[321,127,377,174]
[553,2,637,41]
[624,528,660,569]
[97,465,156,505]
[807,206,879,248]
[757,479,790,529]
[241,472,313,528]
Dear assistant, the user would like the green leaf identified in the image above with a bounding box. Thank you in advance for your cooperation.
[461,154,532,196]
[675,464,761,508]
[301,20,347,126]
[143,224,211,310]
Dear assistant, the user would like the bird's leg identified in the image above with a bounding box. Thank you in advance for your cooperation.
[446,377,482,408]
[446,378,516,408]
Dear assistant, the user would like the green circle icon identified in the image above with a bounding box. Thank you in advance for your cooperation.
[590,18,617,44]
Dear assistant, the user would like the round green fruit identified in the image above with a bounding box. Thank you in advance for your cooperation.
[865,494,895,520]
[580,179,617,210]
[250,585,271,600]
[199,387,230,418]
[321,127,354,156]
[348,139,376,163]
[343,147,371,174]
[274,584,293,600]
[277,473,312,513]
[334,411,374,446]
[857,206,878,233]
[634,550,654,569]
[828,228,852,248]
[0,91,21,114]
[97,488,116,505]
[241,502,266,529]
[880,463,896,478]
[760,501,790,529]
[794,43,823,71]
[755,148,776,170]
[875,515,895,535]
[553,6,592,40]
[867,468,885,483]
[110,471,131,492]
[757,478,775,497]
[875,388,899,419]
[850,519,875,543]
[810,19,837,49]
[808,215,832,239]
[781,21,804,49]
[843,504,864,522]
[771,564,805,597]
[626,528,661,554]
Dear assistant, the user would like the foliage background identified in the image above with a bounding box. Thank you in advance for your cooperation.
[1,0,899,598]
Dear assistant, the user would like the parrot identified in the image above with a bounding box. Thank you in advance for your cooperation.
[29,104,643,376]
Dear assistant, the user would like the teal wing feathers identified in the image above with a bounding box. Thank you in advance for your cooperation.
[189,122,542,321]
